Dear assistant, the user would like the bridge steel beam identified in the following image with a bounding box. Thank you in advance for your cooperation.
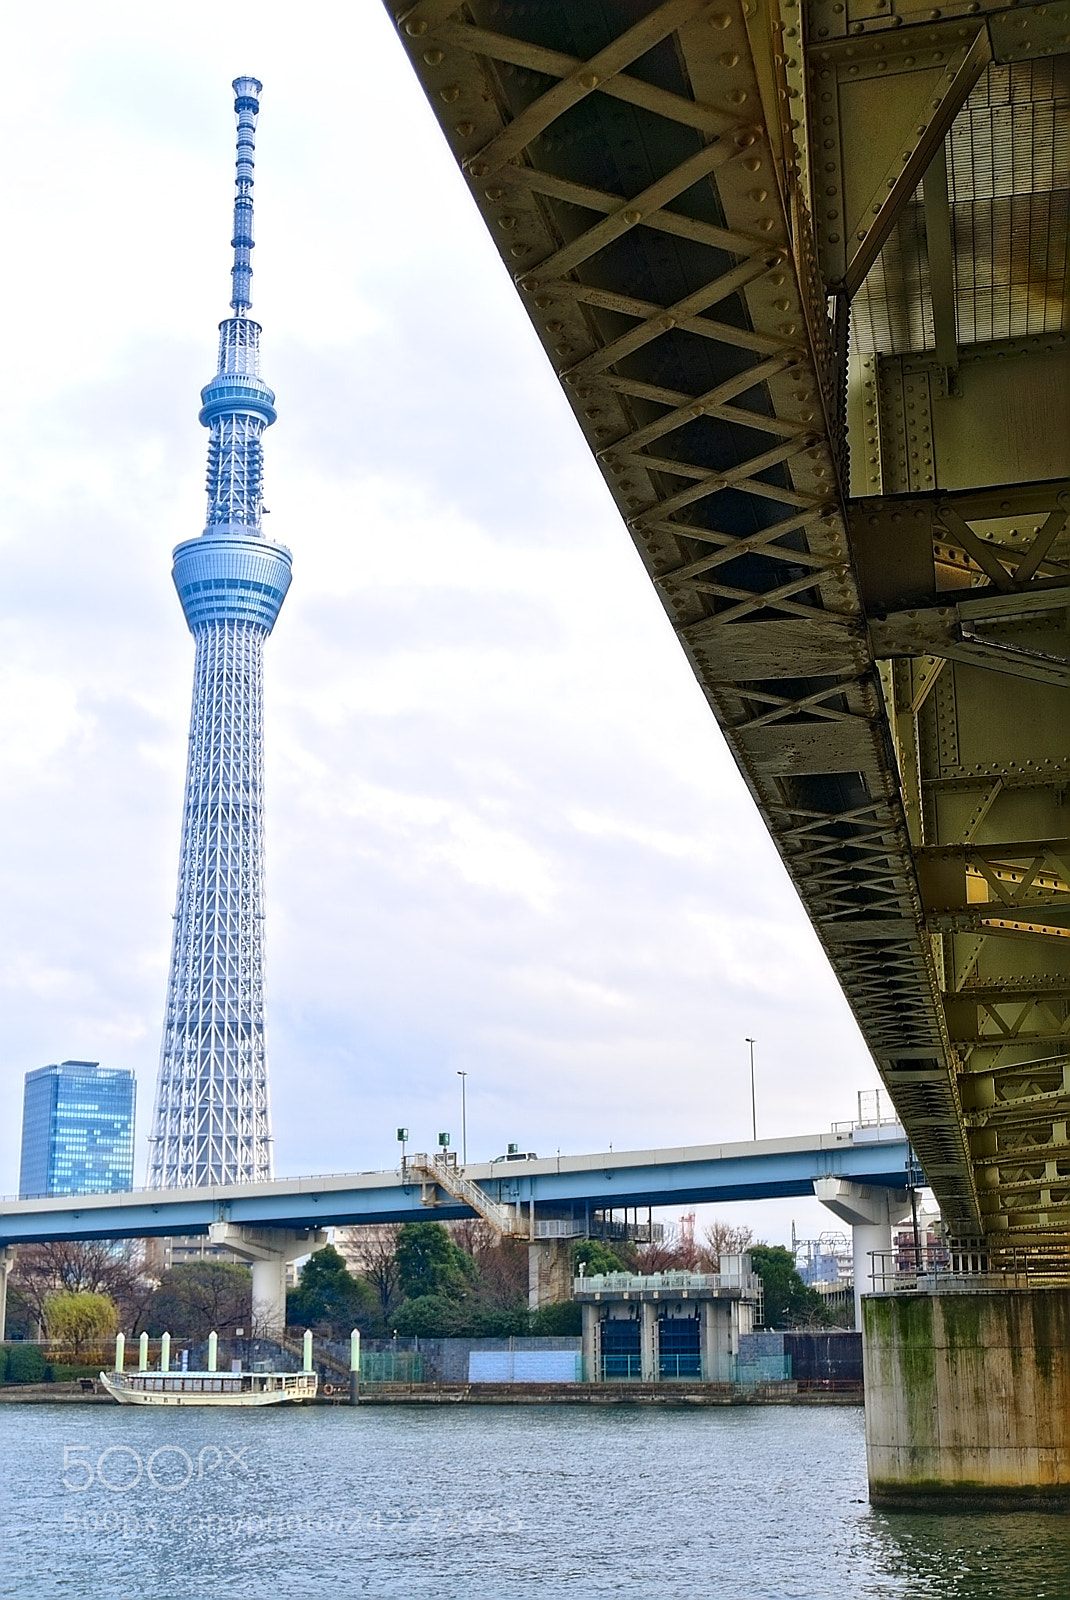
[386,0,1070,1270]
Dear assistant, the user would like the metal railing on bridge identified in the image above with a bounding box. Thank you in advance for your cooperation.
[871,1240,1070,1293]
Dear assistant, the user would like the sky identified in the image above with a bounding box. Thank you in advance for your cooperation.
[0,1,888,1246]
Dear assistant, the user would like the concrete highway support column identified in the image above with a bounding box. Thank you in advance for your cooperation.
[207,1223,327,1338]
[527,1239,573,1310]
[865,1288,1070,1509]
[814,1178,905,1328]
[0,1247,15,1341]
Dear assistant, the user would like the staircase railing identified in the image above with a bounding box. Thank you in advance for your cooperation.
[406,1153,528,1237]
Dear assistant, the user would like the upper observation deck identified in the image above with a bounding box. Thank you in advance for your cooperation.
[387,1,1070,1268]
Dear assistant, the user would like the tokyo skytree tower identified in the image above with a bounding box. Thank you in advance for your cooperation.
[148,77,290,1188]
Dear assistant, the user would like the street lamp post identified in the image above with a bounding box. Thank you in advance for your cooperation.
[745,1038,757,1141]
[457,1071,468,1166]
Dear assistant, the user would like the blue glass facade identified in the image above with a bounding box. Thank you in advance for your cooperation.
[18,1061,136,1199]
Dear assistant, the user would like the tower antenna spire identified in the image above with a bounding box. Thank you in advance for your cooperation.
[229,75,262,315]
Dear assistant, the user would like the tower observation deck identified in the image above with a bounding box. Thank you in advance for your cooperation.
[148,77,291,1189]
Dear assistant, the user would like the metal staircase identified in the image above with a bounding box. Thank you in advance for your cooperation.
[406,1153,529,1238]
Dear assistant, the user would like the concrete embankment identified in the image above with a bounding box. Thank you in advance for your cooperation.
[326,1382,862,1407]
[2,1376,857,1401]
[0,1382,114,1404]
[0,1380,862,1407]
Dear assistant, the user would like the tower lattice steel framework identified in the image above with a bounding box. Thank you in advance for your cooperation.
[148,77,291,1188]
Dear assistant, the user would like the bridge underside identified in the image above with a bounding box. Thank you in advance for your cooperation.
[389,0,1070,1266]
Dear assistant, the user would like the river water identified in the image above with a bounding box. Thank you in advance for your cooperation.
[1,1402,1068,1599]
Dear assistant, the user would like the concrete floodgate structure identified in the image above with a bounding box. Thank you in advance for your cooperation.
[575,1262,759,1384]
[864,1286,1070,1511]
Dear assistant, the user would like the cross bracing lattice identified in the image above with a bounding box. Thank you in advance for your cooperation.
[150,619,273,1186]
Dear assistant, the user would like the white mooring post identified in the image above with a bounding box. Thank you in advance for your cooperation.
[160,1332,170,1374]
[138,1331,148,1372]
[302,1328,313,1373]
[207,1331,218,1373]
[114,1332,125,1375]
[350,1328,361,1406]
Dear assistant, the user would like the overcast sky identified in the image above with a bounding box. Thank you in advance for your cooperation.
[0,2,888,1245]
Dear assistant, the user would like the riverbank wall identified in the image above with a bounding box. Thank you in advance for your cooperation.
[0,1378,861,1407]
[334,1381,862,1407]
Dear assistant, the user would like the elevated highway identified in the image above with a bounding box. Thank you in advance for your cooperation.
[387,0,1070,1269]
[0,1126,909,1246]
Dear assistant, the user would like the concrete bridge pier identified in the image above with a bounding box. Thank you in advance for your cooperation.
[527,1239,573,1310]
[864,1287,1070,1510]
[0,1247,15,1341]
[208,1223,327,1338]
[814,1178,907,1327]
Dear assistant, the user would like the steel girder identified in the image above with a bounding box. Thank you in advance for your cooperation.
[386,0,1069,1264]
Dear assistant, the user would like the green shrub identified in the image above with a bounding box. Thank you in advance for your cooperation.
[531,1301,582,1336]
[4,1344,47,1384]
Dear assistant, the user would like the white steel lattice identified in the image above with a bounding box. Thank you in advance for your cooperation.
[148,77,289,1190]
[205,412,266,528]
[149,618,273,1187]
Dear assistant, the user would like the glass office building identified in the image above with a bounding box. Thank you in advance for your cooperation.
[18,1061,136,1199]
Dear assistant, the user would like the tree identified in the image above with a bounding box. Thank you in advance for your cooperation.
[531,1301,581,1336]
[391,1293,531,1339]
[391,1293,464,1338]
[700,1220,755,1271]
[573,1239,625,1277]
[635,1237,688,1273]
[286,1245,372,1338]
[145,1262,251,1340]
[12,1240,154,1334]
[341,1224,402,1326]
[396,1223,474,1301]
[43,1291,118,1352]
[749,1245,831,1329]
[450,1225,528,1316]
[1,1285,36,1342]
[3,1344,46,1383]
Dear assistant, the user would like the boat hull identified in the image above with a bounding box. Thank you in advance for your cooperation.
[99,1371,317,1407]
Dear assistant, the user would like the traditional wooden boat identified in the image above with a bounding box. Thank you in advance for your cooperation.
[99,1367,318,1407]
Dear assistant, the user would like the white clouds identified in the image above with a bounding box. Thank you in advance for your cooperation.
[0,3,881,1243]
[0,663,87,774]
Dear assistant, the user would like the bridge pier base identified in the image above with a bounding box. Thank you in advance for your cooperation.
[207,1224,327,1338]
[0,1247,15,1341]
[864,1288,1070,1510]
